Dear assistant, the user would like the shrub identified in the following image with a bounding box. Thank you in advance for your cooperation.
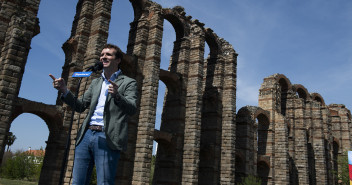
[240,175,262,185]
[90,166,97,185]
[336,152,350,185]
[0,151,43,181]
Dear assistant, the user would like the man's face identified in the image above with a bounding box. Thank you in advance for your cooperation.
[100,48,121,71]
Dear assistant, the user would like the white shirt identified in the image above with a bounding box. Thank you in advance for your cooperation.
[89,70,121,126]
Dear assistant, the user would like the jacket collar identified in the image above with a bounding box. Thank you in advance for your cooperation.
[101,69,121,82]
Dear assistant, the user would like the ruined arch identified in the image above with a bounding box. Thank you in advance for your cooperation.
[11,98,63,131]
[277,74,291,116]
[130,0,149,20]
[205,29,220,56]
[332,137,340,153]
[151,5,193,184]
[160,7,188,73]
[311,92,325,106]
[162,7,188,40]
[10,98,66,183]
[293,84,310,101]
[236,106,272,183]
[159,69,181,94]
[276,74,292,90]
[257,113,270,156]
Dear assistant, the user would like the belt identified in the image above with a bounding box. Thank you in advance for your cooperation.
[88,125,104,132]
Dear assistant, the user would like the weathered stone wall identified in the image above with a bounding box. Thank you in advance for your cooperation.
[58,0,237,184]
[236,73,351,185]
[0,0,351,185]
[0,0,40,162]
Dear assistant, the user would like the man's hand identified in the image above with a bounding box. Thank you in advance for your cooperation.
[108,80,119,99]
[49,74,68,94]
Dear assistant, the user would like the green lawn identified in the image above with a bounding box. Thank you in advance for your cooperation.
[0,178,37,185]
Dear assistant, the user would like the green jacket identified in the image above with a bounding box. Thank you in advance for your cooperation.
[62,74,138,151]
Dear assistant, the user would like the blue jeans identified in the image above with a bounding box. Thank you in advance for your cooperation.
[72,129,121,185]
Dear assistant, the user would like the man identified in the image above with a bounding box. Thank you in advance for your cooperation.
[49,44,138,185]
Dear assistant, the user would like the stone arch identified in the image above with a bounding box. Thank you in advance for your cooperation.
[204,28,222,87]
[237,106,251,117]
[0,0,40,166]
[275,74,292,90]
[161,6,189,73]
[162,7,189,40]
[159,69,181,94]
[11,98,63,131]
[259,74,293,116]
[236,106,271,183]
[10,98,66,184]
[276,74,292,116]
[130,0,148,20]
[205,28,219,56]
[293,84,310,101]
[332,137,340,152]
[151,5,192,184]
[200,32,225,184]
[256,113,270,156]
[311,92,325,106]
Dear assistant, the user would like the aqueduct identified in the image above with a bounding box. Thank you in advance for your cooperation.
[0,0,351,184]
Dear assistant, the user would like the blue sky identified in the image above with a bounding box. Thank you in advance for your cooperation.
[9,0,352,152]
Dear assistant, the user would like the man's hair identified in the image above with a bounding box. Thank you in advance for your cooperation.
[104,43,123,60]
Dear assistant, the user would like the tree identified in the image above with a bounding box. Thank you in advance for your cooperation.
[0,151,42,181]
[336,152,350,185]
[6,132,16,152]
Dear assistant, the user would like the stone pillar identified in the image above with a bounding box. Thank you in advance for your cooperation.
[258,76,279,112]
[219,45,237,184]
[338,106,352,152]
[116,9,151,185]
[153,37,190,184]
[132,3,163,184]
[322,106,333,185]
[273,112,289,185]
[199,40,224,184]
[305,101,316,185]
[235,107,253,183]
[60,0,113,184]
[311,101,328,185]
[329,105,343,152]
[181,22,205,184]
[285,89,296,184]
[0,0,40,165]
[293,99,309,185]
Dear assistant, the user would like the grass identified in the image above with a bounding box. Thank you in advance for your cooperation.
[0,178,37,185]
